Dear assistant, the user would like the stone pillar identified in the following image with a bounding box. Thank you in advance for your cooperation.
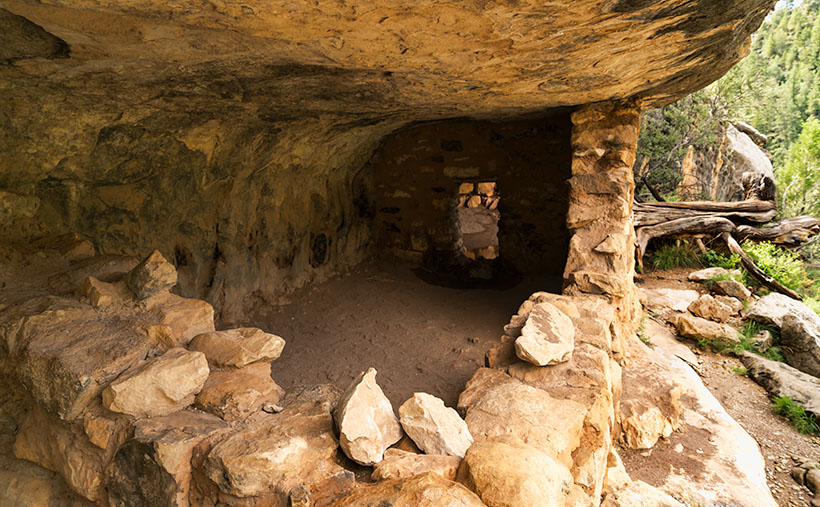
[563,100,642,358]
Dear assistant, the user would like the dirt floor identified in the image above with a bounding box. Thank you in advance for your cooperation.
[629,269,820,507]
[242,261,557,408]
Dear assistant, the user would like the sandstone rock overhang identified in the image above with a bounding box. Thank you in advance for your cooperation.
[0,0,775,119]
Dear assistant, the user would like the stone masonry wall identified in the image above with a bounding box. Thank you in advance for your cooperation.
[371,115,572,284]
[564,101,643,357]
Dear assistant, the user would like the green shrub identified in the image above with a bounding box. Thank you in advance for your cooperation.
[648,243,702,270]
[741,240,807,292]
[732,366,749,376]
[733,321,785,362]
[772,396,820,435]
[702,250,741,270]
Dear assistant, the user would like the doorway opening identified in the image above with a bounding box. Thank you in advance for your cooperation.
[454,181,500,261]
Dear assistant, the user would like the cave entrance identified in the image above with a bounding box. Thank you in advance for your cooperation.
[250,113,573,409]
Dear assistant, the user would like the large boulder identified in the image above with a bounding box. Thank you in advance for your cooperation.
[740,352,820,415]
[688,267,730,282]
[372,449,461,481]
[398,392,473,458]
[334,368,402,466]
[781,313,820,378]
[0,296,155,420]
[202,399,350,501]
[462,376,586,468]
[188,327,285,368]
[746,292,816,329]
[102,348,209,418]
[514,301,575,366]
[456,436,574,507]
[108,411,230,507]
[144,292,215,348]
[195,362,284,421]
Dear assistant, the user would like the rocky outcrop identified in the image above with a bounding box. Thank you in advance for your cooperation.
[334,368,402,466]
[335,472,484,506]
[0,0,775,320]
[781,314,820,378]
[688,294,735,323]
[679,123,776,201]
[713,279,751,300]
[746,292,815,329]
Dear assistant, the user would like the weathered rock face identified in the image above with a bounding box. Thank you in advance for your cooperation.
[336,472,484,506]
[688,294,734,323]
[679,124,776,201]
[741,352,820,416]
[0,0,775,318]
[781,314,820,379]
[126,250,178,299]
[202,400,348,500]
[668,312,740,345]
[195,362,284,421]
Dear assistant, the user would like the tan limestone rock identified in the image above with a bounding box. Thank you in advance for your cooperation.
[399,392,473,458]
[102,348,209,418]
[687,294,734,323]
[1,296,155,420]
[334,368,402,466]
[713,279,751,300]
[372,448,461,481]
[336,472,484,506]
[195,362,284,421]
[13,404,110,502]
[126,250,178,299]
[0,434,90,507]
[463,376,586,468]
[477,182,495,196]
[458,183,474,194]
[188,327,286,368]
[715,295,743,314]
[78,276,121,308]
[47,255,139,294]
[619,365,683,450]
[456,436,573,507]
[688,267,730,282]
[108,410,230,507]
[514,301,575,366]
[668,312,740,345]
[144,292,215,347]
[203,400,346,500]
[602,480,686,507]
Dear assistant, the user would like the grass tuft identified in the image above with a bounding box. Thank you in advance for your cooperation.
[648,243,702,270]
[772,396,820,435]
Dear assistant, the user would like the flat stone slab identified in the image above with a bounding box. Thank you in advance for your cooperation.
[639,288,700,313]
[740,352,820,416]
[188,327,284,368]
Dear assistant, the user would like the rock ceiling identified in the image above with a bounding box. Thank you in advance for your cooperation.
[1,0,775,122]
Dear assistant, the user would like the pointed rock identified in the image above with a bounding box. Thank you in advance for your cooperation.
[126,250,178,299]
[102,348,209,418]
[334,368,402,465]
[188,327,285,368]
[514,302,575,366]
[399,392,473,458]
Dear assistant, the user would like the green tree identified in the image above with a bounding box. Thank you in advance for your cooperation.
[779,117,820,216]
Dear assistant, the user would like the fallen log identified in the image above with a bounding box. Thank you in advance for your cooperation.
[722,232,803,301]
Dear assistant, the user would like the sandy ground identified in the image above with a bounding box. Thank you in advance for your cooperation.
[241,261,557,408]
[628,269,820,507]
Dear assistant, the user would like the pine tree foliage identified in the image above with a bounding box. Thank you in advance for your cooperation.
[636,0,820,206]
